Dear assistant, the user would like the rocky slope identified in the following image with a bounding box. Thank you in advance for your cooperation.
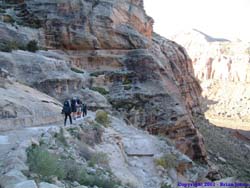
[0,68,62,131]
[0,113,210,188]
[172,29,250,126]
[0,0,207,162]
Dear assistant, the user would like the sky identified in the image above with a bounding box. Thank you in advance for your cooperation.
[144,0,250,42]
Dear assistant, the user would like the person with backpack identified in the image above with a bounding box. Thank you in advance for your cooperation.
[76,98,82,119]
[82,103,87,117]
[62,100,72,126]
[71,97,77,120]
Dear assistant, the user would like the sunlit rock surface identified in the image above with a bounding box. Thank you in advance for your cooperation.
[0,0,206,162]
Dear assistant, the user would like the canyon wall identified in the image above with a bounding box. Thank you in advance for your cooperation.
[173,29,250,126]
[0,0,206,162]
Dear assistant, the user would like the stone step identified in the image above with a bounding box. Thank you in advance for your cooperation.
[123,137,156,157]
[126,153,154,157]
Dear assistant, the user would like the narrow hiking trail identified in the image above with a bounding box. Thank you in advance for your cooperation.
[0,113,88,170]
[95,116,171,188]
[0,112,172,188]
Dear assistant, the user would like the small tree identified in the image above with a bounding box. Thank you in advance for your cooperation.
[27,40,39,52]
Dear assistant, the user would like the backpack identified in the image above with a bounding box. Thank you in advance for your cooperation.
[62,100,71,114]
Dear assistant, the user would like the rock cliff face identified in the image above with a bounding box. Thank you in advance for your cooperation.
[0,69,62,131]
[173,29,250,125]
[0,0,206,162]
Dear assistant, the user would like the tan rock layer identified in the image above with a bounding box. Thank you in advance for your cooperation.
[0,0,207,162]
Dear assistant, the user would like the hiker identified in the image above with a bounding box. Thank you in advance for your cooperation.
[82,103,87,117]
[71,97,77,120]
[76,98,82,118]
[62,100,72,126]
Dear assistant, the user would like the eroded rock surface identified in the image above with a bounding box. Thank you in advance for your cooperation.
[0,0,206,162]
[0,112,208,188]
[0,75,62,131]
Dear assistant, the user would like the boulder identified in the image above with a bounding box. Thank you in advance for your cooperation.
[38,182,59,188]
[12,180,37,188]
[0,170,27,187]
[0,78,62,131]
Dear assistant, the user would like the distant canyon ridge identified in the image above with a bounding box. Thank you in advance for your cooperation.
[173,29,250,129]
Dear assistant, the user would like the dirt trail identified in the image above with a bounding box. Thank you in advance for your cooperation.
[96,116,169,188]
[0,112,169,187]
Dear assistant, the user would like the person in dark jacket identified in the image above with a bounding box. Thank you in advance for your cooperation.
[71,97,77,120]
[82,103,87,117]
[62,100,72,126]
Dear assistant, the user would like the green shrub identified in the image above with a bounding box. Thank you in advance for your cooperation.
[78,123,104,146]
[27,145,66,181]
[154,153,178,169]
[60,158,118,188]
[71,67,85,74]
[123,78,132,85]
[0,8,6,14]
[95,110,111,127]
[124,85,132,90]
[161,184,172,188]
[63,159,87,181]
[90,71,105,77]
[26,40,39,52]
[91,87,109,95]
[88,152,109,168]
[3,14,14,23]
[54,128,68,146]
[79,172,120,188]
[0,41,19,52]
[77,142,94,160]
[0,40,39,52]
[27,145,119,187]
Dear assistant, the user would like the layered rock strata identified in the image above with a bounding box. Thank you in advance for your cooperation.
[0,0,206,162]
[173,29,250,124]
[0,69,62,131]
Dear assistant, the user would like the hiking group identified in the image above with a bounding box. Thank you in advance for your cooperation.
[62,97,87,126]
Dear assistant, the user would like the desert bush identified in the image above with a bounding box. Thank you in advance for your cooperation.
[67,127,79,138]
[123,77,132,85]
[124,85,132,90]
[90,71,105,77]
[0,41,19,52]
[54,128,68,146]
[161,184,172,188]
[91,87,109,95]
[78,124,104,146]
[154,153,178,169]
[60,157,118,188]
[71,67,85,74]
[3,14,14,23]
[26,40,39,52]
[63,159,87,181]
[27,145,66,181]
[0,40,39,52]
[77,142,94,160]
[79,172,120,188]
[95,110,111,127]
[88,152,109,168]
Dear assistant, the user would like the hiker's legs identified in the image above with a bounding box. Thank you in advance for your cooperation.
[64,114,68,126]
[69,114,72,124]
